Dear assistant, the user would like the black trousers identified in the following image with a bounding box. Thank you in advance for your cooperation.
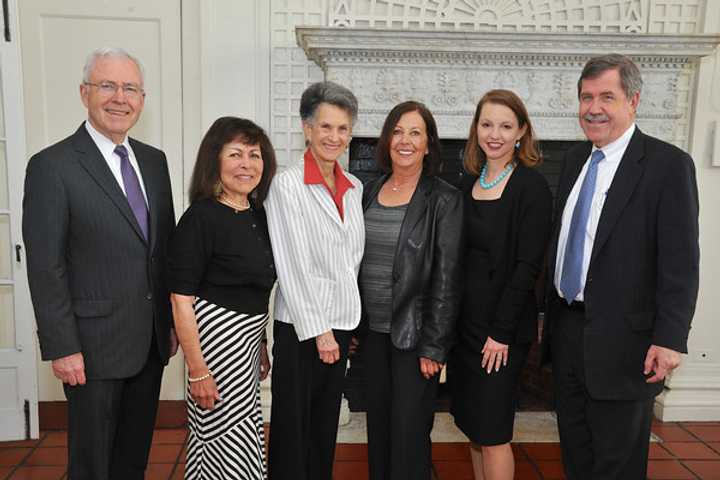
[268,321,352,480]
[63,337,164,480]
[364,331,439,480]
[551,305,653,480]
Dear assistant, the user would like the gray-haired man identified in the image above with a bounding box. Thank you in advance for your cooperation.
[544,54,699,479]
[23,47,177,479]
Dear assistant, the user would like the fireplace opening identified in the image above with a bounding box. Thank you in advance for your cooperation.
[345,138,584,412]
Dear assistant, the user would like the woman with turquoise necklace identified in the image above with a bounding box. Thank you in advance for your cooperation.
[450,89,552,480]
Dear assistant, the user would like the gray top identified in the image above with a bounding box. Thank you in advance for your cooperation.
[360,196,408,334]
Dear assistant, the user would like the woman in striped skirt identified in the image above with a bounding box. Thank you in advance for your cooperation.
[168,117,277,479]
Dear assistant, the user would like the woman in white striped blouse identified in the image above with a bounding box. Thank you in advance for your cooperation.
[265,81,365,480]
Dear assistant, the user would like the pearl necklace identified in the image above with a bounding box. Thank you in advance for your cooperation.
[478,161,515,190]
[219,195,250,213]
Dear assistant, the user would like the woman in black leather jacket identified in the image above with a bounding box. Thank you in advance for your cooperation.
[359,101,463,480]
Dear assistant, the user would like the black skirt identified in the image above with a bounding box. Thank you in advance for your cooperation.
[449,342,530,446]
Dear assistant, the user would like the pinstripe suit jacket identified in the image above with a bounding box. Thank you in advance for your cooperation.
[265,160,365,341]
[22,124,176,379]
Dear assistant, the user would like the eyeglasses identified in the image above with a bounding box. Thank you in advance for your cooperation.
[84,81,145,99]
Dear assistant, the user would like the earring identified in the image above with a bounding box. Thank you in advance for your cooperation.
[515,140,521,149]
[214,181,223,197]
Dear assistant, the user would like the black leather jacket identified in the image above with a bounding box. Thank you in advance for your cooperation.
[361,174,464,362]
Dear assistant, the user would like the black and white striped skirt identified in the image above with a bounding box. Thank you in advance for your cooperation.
[185,298,269,480]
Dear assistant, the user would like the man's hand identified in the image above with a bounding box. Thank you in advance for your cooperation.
[644,344,682,383]
[169,329,179,357]
[52,352,86,386]
[419,357,443,380]
[316,330,340,364]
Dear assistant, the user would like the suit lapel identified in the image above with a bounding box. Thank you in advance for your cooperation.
[548,143,592,280]
[590,128,646,264]
[132,139,158,251]
[396,175,430,250]
[558,145,591,216]
[308,183,344,228]
[72,125,148,245]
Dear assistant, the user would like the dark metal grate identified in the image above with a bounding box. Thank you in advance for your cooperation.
[349,137,582,197]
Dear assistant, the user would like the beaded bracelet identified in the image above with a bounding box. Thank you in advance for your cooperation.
[188,370,212,383]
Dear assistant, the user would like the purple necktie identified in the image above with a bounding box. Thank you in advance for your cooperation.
[114,145,149,240]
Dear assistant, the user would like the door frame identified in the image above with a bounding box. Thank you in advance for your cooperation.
[0,0,39,441]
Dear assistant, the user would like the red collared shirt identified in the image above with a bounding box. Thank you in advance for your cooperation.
[303,148,354,220]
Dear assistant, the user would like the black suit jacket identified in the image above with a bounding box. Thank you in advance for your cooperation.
[544,127,699,400]
[457,165,552,351]
[23,124,176,379]
[361,174,464,363]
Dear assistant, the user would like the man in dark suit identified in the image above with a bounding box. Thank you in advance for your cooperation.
[22,47,177,480]
[545,54,699,479]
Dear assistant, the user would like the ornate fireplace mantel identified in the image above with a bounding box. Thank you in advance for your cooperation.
[296,27,720,144]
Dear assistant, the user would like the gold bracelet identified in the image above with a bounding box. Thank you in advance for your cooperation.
[188,370,212,383]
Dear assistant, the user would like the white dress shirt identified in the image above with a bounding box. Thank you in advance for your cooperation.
[265,161,365,341]
[84,121,149,206]
[554,123,636,302]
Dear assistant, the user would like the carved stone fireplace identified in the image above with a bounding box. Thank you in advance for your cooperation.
[290,24,720,416]
[296,27,719,145]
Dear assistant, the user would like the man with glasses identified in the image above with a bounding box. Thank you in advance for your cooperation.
[23,47,177,480]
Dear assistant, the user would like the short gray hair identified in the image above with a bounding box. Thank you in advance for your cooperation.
[300,81,358,124]
[577,54,643,99]
[82,47,145,84]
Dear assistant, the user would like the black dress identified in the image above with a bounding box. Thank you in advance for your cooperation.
[450,166,553,447]
[168,198,276,479]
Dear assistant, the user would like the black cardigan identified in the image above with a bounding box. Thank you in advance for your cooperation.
[457,165,552,351]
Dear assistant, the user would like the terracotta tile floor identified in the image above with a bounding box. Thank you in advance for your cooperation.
[1,421,719,479]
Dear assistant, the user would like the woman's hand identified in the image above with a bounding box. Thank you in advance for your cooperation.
[481,336,509,373]
[419,357,444,379]
[259,342,271,381]
[189,374,221,410]
[316,330,340,364]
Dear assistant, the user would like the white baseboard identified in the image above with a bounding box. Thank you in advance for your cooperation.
[654,388,720,421]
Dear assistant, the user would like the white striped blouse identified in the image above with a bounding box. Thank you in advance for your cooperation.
[264,161,365,341]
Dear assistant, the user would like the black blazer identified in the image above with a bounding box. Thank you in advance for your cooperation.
[361,174,464,363]
[544,127,699,400]
[23,124,176,379]
[457,165,552,352]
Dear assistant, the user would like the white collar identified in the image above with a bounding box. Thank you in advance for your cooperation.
[592,123,636,163]
[84,120,131,153]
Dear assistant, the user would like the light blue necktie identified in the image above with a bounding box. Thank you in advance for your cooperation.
[559,149,605,303]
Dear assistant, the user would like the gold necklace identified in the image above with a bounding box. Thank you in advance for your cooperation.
[219,194,250,213]
[389,175,419,192]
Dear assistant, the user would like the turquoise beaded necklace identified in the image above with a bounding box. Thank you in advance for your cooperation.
[478,161,516,189]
